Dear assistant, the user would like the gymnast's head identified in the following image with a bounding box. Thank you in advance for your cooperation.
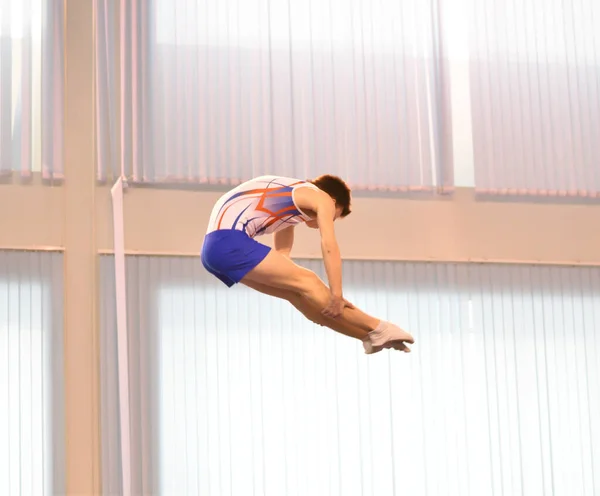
[305,174,352,228]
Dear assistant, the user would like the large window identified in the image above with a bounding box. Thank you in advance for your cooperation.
[95,0,453,191]
[467,0,600,197]
[101,256,600,495]
[0,251,64,495]
[0,0,63,180]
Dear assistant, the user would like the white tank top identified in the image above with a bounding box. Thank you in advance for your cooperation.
[205,175,320,238]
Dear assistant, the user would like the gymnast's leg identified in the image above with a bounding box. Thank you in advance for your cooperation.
[243,279,367,339]
[241,250,413,352]
[242,279,408,353]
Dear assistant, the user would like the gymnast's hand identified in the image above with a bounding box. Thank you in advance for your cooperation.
[322,293,353,319]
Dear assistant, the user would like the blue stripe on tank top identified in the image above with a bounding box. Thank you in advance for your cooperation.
[231,204,252,230]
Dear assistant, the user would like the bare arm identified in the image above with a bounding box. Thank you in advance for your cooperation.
[294,188,343,296]
[315,201,343,297]
[293,187,346,317]
[273,225,295,258]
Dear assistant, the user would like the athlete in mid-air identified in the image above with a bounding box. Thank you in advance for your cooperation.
[201,174,415,354]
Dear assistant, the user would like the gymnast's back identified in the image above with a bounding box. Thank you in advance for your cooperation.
[205,175,319,238]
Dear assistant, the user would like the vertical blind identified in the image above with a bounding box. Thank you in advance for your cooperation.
[468,0,600,197]
[0,250,65,495]
[100,254,158,495]
[95,0,454,192]
[100,255,600,496]
[0,0,64,180]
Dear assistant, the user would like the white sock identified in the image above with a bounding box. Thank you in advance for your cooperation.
[371,320,386,333]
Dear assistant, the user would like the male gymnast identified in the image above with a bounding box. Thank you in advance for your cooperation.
[201,174,414,354]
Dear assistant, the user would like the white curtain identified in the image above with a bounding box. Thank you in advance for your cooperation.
[0,250,65,495]
[100,255,600,496]
[468,0,600,197]
[0,0,64,181]
[95,0,454,192]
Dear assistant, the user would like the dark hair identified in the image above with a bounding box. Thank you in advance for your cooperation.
[309,174,352,217]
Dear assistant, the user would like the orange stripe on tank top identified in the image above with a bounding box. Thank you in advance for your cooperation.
[217,182,304,229]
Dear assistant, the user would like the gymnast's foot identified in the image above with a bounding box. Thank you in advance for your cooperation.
[362,337,381,354]
[365,321,413,354]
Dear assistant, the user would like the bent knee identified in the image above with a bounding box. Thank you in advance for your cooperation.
[293,268,322,294]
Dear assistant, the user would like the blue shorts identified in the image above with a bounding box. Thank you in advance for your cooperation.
[201,229,271,287]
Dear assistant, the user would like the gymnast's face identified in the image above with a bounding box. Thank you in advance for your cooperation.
[305,205,344,229]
